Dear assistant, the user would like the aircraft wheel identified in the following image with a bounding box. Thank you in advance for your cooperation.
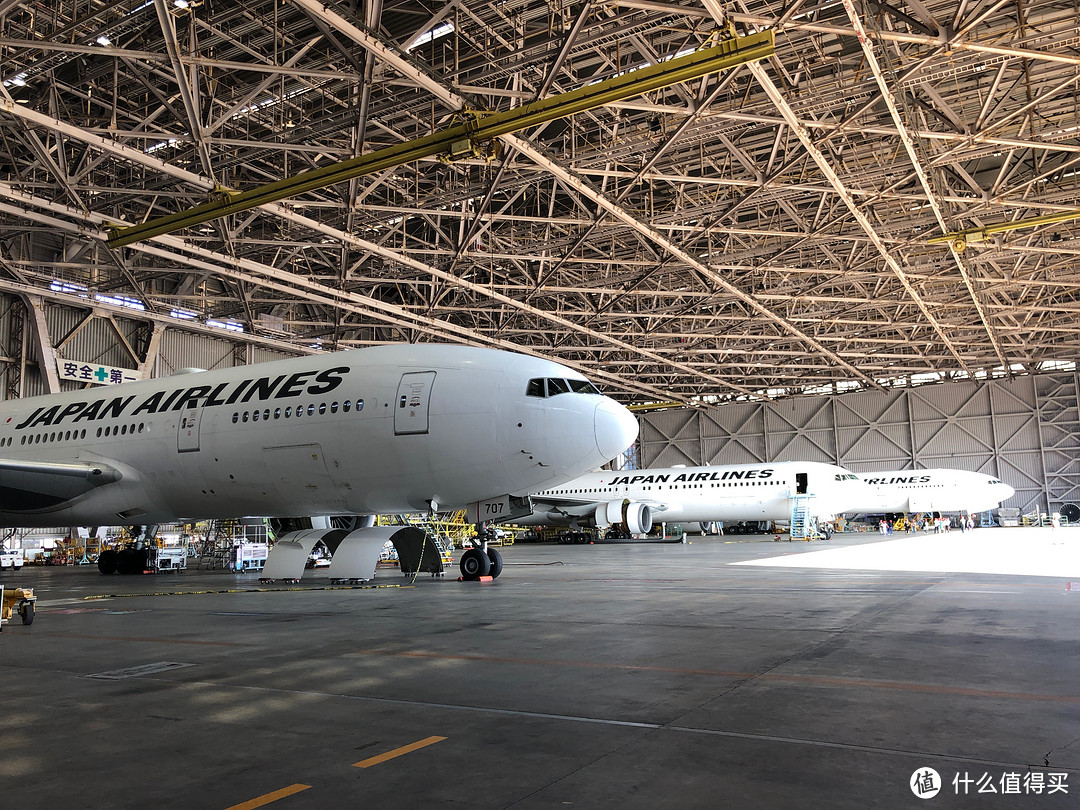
[97,549,118,575]
[459,548,491,580]
[115,549,135,575]
[21,602,34,625]
[486,548,503,579]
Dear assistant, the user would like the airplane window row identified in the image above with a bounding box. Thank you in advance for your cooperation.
[18,428,91,445]
[98,423,146,438]
[835,474,859,481]
[526,378,602,397]
[231,399,365,424]
[547,480,775,495]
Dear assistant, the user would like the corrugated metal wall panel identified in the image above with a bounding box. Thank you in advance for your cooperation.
[640,409,703,466]
[700,403,767,464]
[50,314,137,371]
[250,346,294,365]
[765,399,836,462]
[154,330,240,377]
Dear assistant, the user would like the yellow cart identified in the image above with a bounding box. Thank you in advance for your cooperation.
[0,586,35,629]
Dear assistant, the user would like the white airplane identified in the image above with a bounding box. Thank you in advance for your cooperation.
[513,461,874,537]
[0,344,638,577]
[854,469,1015,514]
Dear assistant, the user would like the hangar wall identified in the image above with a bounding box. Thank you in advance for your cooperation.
[0,293,294,400]
[639,373,1080,516]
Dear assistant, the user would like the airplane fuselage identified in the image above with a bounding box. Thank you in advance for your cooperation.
[0,344,638,527]
[855,469,1014,514]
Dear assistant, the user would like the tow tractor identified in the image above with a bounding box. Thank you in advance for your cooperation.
[0,585,36,630]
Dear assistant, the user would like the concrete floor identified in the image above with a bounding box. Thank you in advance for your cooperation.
[1,529,1078,809]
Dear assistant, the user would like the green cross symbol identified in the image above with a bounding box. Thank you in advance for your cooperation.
[94,367,109,382]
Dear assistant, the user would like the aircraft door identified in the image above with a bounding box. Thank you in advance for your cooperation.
[177,405,203,452]
[395,371,435,435]
[796,472,808,495]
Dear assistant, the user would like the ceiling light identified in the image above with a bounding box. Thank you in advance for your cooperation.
[174,0,190,8]
[96,35,112,46]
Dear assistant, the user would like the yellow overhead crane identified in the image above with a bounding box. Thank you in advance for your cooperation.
[107,29,774,248]
[926,209,1080,252]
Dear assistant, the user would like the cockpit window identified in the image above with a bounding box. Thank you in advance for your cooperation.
[547,378,570,395]
[568,379,602,395]
[526,377,603,397]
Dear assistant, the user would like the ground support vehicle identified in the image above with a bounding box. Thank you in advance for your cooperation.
[0,585,35,629]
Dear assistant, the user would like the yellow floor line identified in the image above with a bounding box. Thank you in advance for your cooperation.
[352,736,447,768]
[225,783,311,810]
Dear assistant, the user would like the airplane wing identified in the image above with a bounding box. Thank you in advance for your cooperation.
[526,494,671,532]
[0,458,122,511]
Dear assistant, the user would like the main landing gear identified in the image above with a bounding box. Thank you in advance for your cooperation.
[459,524,503,581]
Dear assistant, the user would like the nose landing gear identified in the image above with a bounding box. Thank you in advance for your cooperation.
[459,525,504,581]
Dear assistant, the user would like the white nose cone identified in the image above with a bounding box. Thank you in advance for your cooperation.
[594,398,639,460]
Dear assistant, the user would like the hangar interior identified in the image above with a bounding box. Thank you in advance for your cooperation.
[2,4,1080,808]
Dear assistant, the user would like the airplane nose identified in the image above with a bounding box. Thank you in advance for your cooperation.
[1001,483,1015,501]
[594,398,639,460]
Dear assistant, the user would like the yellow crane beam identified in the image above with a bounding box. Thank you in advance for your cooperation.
[107,30,773,248]
[926,209,1080,252]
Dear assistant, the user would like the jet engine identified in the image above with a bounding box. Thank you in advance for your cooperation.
[593,500,653,534]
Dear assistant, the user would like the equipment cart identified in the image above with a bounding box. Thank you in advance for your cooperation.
[0,585,36,629]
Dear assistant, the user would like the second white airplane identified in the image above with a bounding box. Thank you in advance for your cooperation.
[513,461,873,536]
[854,468,1014,514]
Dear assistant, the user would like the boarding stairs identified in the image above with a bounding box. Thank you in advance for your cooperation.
[789,495,818,541]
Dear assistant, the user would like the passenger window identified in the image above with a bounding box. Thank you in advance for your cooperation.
[232,413,239,423]
[318,403,327,415]
[285,406,292,418]
[242,412,249,423]
[330,402,338,414]
[342,400,351,413]
[274,408,281,419]
[252,410,260,422]
[307,404,315,416]
[356,399,364,411]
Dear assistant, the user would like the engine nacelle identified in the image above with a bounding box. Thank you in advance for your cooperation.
[594,500,624,528]
[591,500,653,534]
[622,501,653,535]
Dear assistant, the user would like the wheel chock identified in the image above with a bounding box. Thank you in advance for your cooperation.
[457,575,494,583]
